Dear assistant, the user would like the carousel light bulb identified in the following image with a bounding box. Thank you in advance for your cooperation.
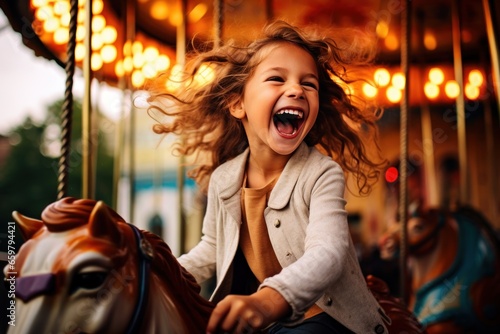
[32,0,49,7]
[53,27,69,45]
[386,86,402,103]
[465,83,480,100]
[92,0,104,15]
[35,6,53,21]
[429,68,444,85]
[374,68,390,87]
[375,21,389,39]
[154,55,170,71]
[424,31,437,50]
[132,70,145,87]
[43,17,59,32]
[444,80,460,99]
[392,72,406,90]
[143,46,159,62]
[384,34,399,51]
[76,25,85,41]
[53,1,69,16]
[101,26,117,44]
[123,56,133,73]
[91,53,103,71]
[189,3,208,23]
[362,82,378,98]
[132,41,143,55]
[150,1,169,20]
[194,63,215,87]
[133,52,145,69]
[424,82,439,99]
[468,69,483,87]
[92,15,106,32]
[142,63,157,79]
[115,60,125,77]
[101,45,117,63]
[60,12,71,27]
[75,43,86,61]
[91,33,103,51]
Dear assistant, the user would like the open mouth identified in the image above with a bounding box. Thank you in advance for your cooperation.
[273,109,304,136]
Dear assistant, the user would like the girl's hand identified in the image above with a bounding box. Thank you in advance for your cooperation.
[206,287,291,334]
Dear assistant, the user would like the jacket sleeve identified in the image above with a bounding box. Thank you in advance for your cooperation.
[260,158,350,322]
[177,177,219,284]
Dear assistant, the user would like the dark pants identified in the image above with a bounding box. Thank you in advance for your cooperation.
[267,313,354,334]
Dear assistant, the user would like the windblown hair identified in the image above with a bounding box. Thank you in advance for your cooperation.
[148,20,386,195]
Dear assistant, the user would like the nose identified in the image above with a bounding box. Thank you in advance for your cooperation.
[285,83,305,99]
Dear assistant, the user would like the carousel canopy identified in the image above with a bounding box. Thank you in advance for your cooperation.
[1,0,499,105]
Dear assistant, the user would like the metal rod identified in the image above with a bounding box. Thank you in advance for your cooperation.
[178,0,188,254]
[451,0,468,205]
[57,0,78,200]
[398,0,411,303]
[213,0,224,48]
[482,0,500,122]
[421,104,438,207]
[126,0,136,221]
[82,0,94,199]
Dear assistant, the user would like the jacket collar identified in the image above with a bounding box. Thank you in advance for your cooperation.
[217,142,310,210]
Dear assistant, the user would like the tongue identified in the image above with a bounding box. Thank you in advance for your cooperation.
[276,120,294,135]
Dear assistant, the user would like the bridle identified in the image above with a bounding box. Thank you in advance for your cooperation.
[126,223,154,334]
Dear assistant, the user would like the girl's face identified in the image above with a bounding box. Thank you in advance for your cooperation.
[231,42,319,157]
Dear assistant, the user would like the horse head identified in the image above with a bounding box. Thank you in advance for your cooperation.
[4,197,214,334]
[378,207,500,333]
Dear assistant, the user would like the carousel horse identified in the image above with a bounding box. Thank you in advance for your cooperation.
[5,197,423,334]
[379,206,500,333]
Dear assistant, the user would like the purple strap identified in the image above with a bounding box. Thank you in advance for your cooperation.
[16,273,56,302]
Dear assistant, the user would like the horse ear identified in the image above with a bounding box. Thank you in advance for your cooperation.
[88,201,121,245]
[12,211,44,240]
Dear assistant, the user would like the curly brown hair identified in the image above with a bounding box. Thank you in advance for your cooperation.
[148,20,386,195]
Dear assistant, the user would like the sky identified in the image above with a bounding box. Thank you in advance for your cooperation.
[0,10,122,135]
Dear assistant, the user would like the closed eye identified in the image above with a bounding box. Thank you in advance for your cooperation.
[266,76,284,82]
[302,82,318,90]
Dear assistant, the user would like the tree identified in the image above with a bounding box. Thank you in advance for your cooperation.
[0,98,115,243]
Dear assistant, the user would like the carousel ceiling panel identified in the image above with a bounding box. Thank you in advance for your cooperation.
[1,0,498,100]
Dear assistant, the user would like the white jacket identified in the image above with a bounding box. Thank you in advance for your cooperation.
[178,143,388,333]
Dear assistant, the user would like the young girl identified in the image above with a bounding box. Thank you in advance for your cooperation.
[149,20,389,334]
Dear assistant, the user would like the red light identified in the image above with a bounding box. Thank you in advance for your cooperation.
[385,166,398,183]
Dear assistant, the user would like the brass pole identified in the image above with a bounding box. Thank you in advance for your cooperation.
[482,0,500,121]
[82,0,94,199]
[126,0,136,221]
[399,0,411,303]
[178,0,188,254]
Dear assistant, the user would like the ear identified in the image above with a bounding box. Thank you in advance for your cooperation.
[12,211,44,240]
[88,201,122,245]
[228,95,245,120]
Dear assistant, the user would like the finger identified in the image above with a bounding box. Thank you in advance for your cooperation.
[207,301,231,334]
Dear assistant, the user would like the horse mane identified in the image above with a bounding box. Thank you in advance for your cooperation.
[41,197,104,232]
[141,229,215,331]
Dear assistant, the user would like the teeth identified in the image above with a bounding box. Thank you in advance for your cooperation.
[275,109,303,118]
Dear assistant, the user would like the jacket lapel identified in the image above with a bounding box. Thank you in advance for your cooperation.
[268,143,310,210]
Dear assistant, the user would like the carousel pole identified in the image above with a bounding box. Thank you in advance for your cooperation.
[82,0,94,199]
[399,0,411,303]
[451,0,468,206]
[482,0,500,121]
[178,0,188,254]
[126,0,137,221]
[57,0,79,200]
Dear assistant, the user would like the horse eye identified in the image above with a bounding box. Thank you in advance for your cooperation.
[71,271,108,293]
